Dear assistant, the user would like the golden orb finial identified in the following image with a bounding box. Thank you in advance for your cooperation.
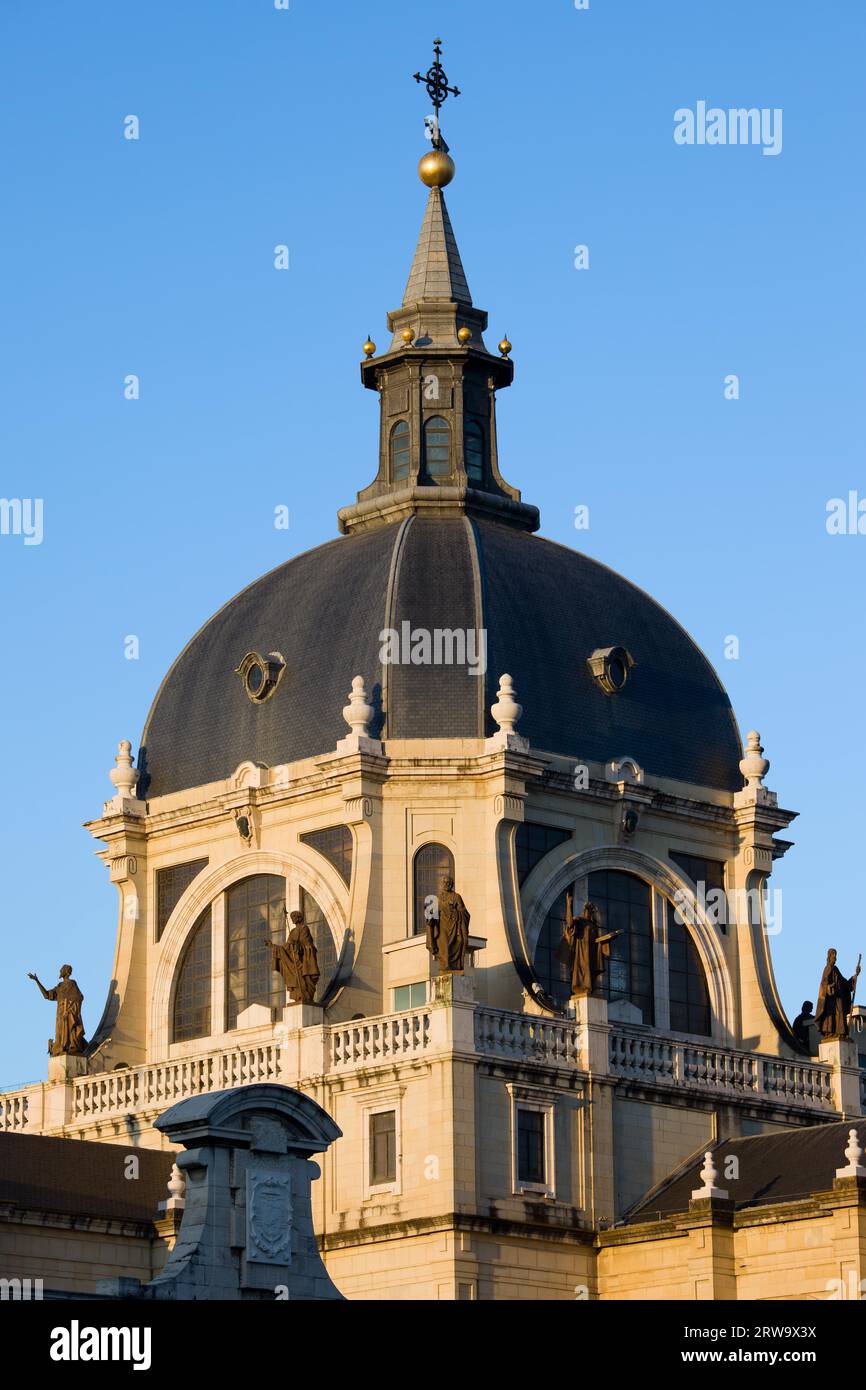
[418,148,455,188]
[499,334,512,358]
[362,335,376,359]
[401,327,416,345]
[457,326,472,345]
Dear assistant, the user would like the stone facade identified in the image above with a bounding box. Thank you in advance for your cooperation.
[3,106,864,1303]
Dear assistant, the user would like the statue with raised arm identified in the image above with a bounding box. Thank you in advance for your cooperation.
[28,965,86,1056]
[426,876,470,973]
[558,894,620,997]
[269,909,320,1006]
[815,949,861,1041]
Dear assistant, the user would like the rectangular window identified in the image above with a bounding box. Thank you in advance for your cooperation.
[369,1110,396,1187]
[393,982,427,1011]
[516,1108,546,1187]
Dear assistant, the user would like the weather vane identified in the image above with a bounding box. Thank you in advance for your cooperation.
[413,38,460,149]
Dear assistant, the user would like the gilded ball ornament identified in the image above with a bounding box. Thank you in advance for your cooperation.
[418,149,456,188]
[401,327,416,345]
[499,335,512,358]
[362,336,376,359]
[457,326,472,344]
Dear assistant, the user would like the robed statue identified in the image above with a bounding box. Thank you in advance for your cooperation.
[558,894,620,997]
[426,876,470,973]
[28,965,86,1056]
[815,948,861,1040]
[269,909,320,1006]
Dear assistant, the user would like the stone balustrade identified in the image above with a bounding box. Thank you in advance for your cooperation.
[473,1008,581,1066]
[609,1026,834,1111]
[0,1003,847,1135]
[329,1009,431,1072]
[0,1090,29,1132]
[73,1042,282,1122]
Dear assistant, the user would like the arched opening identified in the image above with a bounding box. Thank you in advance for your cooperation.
[531,870,655,1021]
[172,906,212,1043]
[391,419,410,482]
[423,416,451,479]
[413,843,455,937]
[464,418,485,485]
[226,874,285,1029]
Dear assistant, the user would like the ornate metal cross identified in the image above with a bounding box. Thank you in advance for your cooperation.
[413,38,461,118]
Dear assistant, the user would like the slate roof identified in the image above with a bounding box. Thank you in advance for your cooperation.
[0,1132,174,1225]
[138,514,743,798]
[626,1119,866,1224]
[402,187,472,305]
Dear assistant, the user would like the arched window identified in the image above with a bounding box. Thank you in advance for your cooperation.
[464,418,485,485]
[531,870,655,1021]
[298,886,339,1002]
[423,416,451,478]
[391,420,410,482]
[666,901,711,1036]
[226,874,285,1029]
[173,906,212,1043]
[413,843,455,937]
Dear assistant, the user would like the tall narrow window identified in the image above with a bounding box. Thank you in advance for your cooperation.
[391,419,410,482]
[532,890,572,1006]
[464,418,485,485]
[423,415,451,478]
[517,1108,546,1186]
[667,901,711,1036]
[369,1110,397,1186]
[226,874,285,1029]
[413,843,455,936]
[173,907,212,1043]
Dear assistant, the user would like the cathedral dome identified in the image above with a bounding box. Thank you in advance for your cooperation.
[138,513,742,798]
[140,124,743,801]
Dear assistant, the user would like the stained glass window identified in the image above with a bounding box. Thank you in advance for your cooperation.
[667,901,711,1036]
[391,420,410,481]
[156,858,208,940]
[226,875,285,1029]
[515,822,571,886]
[413,843,455,937]
[172,907,211,1043]
[300,825,353,888]
[423,416,451,478]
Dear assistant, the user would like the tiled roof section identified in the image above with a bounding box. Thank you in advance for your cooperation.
[387,516,482,738]
[475,519,743,790]
[402,187,472,306]
[139,523,399,797]
[626,1119,866,1223]
[0,1131,174,1225]
[139,516,743,797]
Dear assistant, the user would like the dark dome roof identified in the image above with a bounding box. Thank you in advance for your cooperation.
[139,516,743,798]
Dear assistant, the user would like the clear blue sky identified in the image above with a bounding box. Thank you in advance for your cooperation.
[1,1,863,1085]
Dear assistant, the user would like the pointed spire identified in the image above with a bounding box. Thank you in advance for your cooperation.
[402,187,472,307]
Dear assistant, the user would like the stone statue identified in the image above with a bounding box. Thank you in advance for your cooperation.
[815,949,861,1041]
[426,876,470,973]
[558,894,620,997]
[269,910,320,1006]
[28,965,86,1056]
[791,999,816,1052]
